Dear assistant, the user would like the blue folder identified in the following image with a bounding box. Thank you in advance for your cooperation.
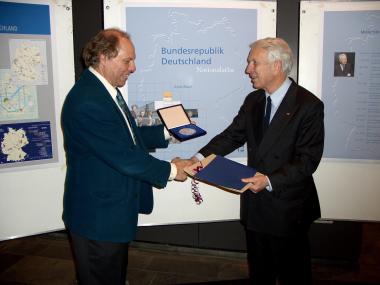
[194,155,256,193]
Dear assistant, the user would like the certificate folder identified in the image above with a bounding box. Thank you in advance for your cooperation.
[157,104,206,142]
[185,154,257,194]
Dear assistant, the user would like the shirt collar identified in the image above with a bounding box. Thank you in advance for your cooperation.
[265,77,291,108]
[89,66,118,99]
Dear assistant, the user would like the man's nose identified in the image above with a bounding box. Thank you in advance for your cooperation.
[130,62,136,73]
[245,64,252,74]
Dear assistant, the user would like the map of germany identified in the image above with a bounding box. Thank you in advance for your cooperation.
[0,127,29,162]
[9,39,48,85]
[0,121,53,164]
[0,69,38,121]
[0,39,47,121]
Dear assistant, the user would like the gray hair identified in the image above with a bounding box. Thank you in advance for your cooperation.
[338,53,347,59]
[250,37,293,76]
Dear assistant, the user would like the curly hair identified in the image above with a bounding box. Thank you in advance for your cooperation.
[82,28,131,68]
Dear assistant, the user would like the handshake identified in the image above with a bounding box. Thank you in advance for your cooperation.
[170,155,269,194]
[171,156,199,182]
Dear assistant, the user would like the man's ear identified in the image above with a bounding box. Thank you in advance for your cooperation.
[98,53,107,65]
[273,60,282,75]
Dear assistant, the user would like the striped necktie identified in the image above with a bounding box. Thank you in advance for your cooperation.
[115,89,137,143]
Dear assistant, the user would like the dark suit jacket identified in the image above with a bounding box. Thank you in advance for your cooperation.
[61,69,171,243]
[199,79,324,236]
[334,63,354,77]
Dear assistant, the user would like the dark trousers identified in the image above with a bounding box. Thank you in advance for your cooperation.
[70,232,129,285]
[245,229,312,285]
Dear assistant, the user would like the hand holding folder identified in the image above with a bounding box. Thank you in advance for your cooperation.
[184,154,257,194]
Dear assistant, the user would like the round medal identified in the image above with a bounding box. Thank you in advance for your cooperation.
[179,127,196,136]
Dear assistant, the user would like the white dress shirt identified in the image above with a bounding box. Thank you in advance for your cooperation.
[89,67,177,180]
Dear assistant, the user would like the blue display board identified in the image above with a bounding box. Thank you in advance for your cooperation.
[0,1,59,170]
[125,6,256,160]
[0,0,74,241]
[299,1,380,221]
[321,10,380,160]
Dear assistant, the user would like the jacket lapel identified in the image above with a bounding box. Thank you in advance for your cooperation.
[252,90,266,145]
[113,99,144,146]
[256,82,299,159]
[87,70,142,146]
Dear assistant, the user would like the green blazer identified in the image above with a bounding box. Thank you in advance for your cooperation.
[61,69,171,242]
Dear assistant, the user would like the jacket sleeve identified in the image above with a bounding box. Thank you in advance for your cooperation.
[63,98,171,189]
[138,125,169,149]
[199,97,249,157]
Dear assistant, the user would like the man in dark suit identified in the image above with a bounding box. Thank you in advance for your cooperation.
[334,53,354,77]
[61,28,190,285]
[188,38,324,284]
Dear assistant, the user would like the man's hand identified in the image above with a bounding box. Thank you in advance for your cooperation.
[171,157,194,181]
[189,156,199,164]
[241,172,269,193]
